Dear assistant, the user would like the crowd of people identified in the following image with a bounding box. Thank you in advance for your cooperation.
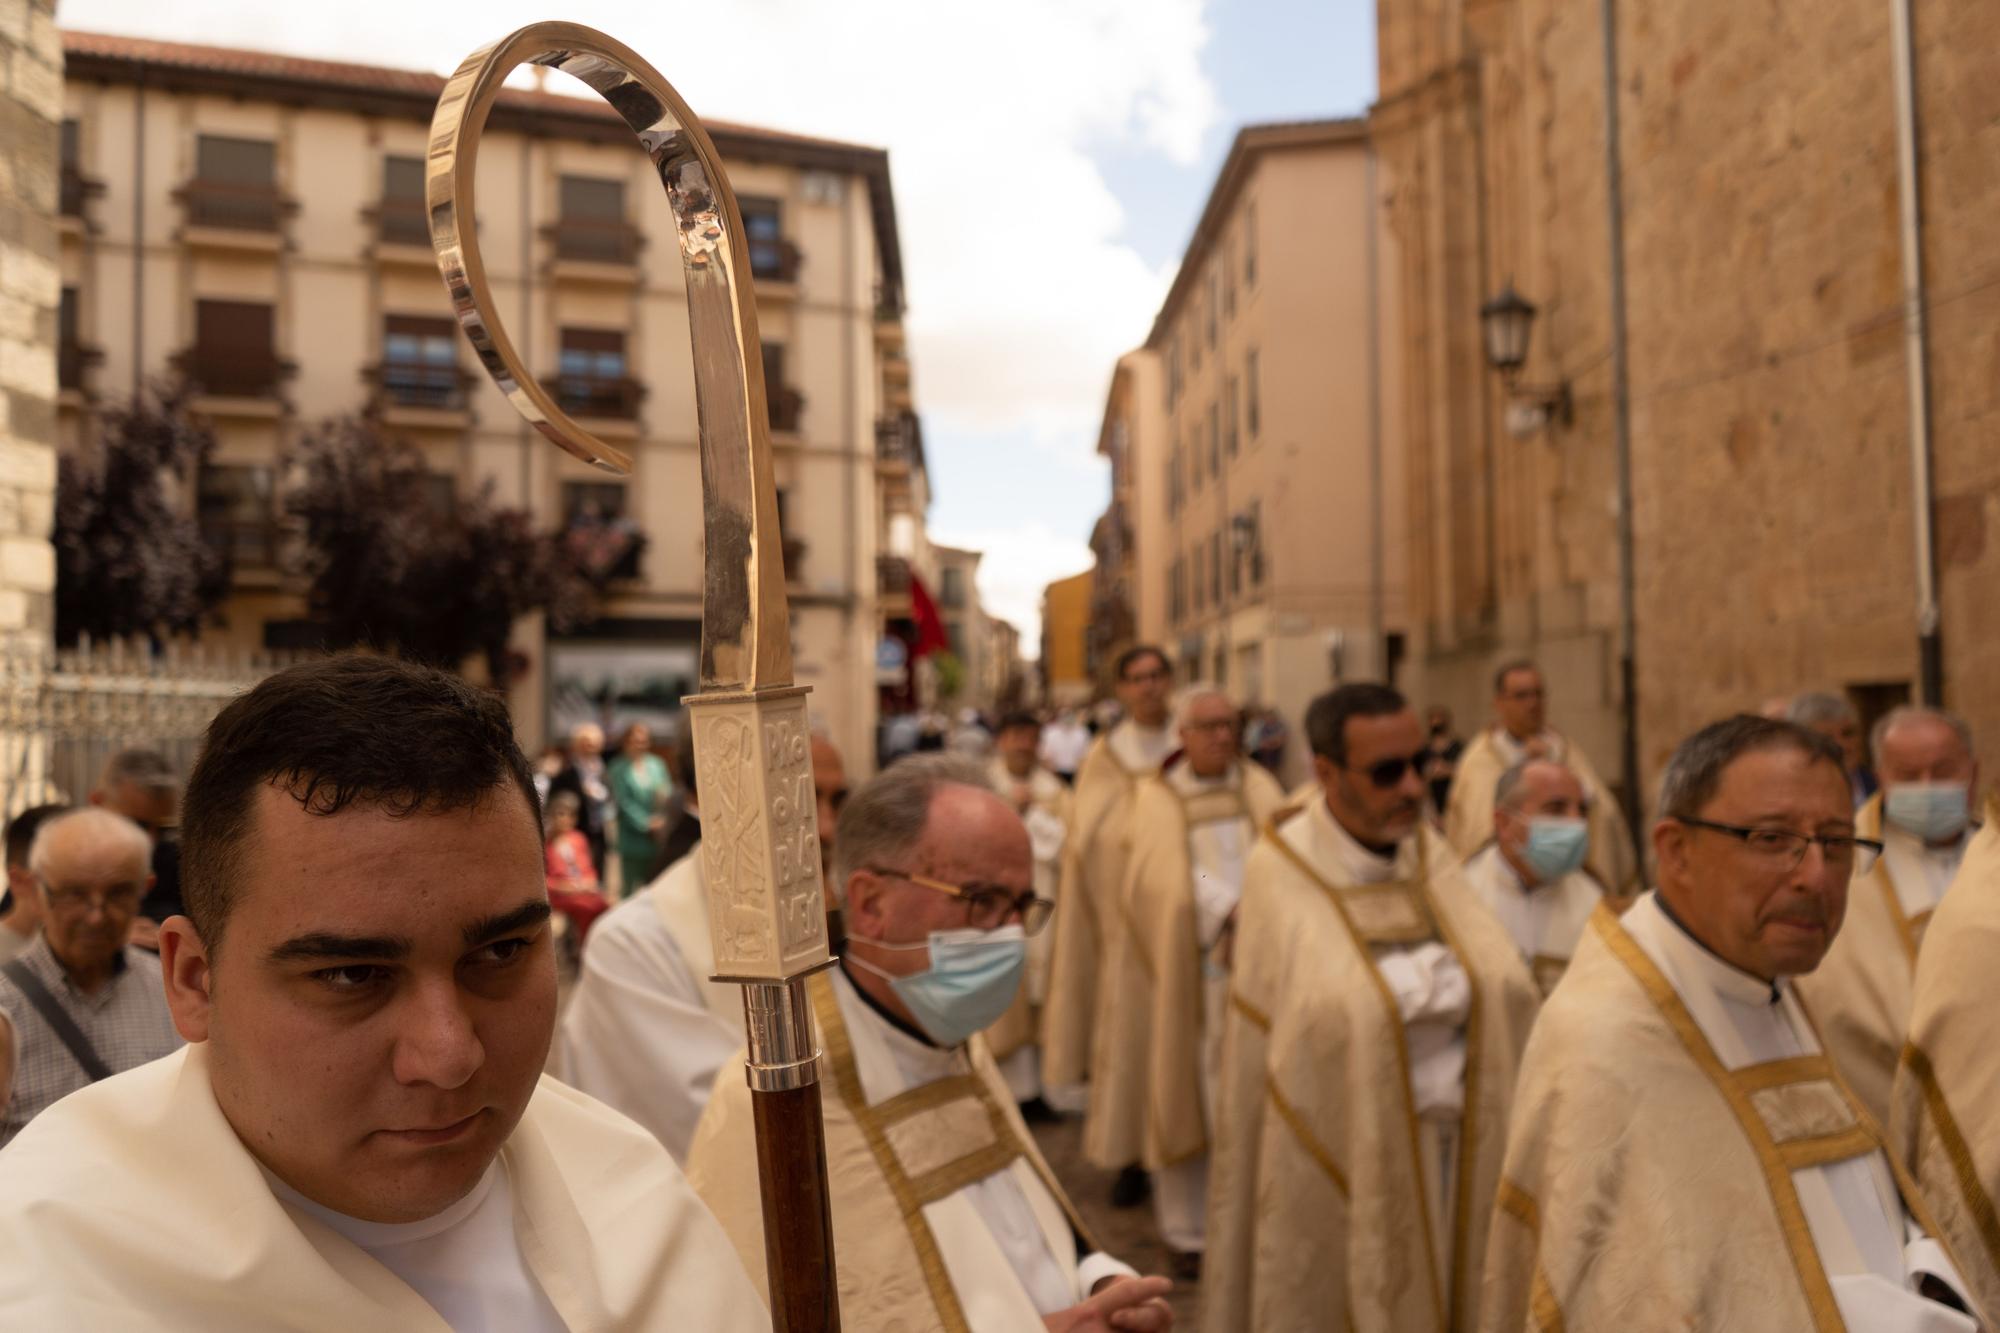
[0,646,1995,1331]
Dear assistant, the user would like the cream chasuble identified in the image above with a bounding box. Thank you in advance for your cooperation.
[982,757,1072,1081]
[1892,805,2000,1322]
[687,968,1128,1331]
[1798,794,1967,1131]
[0,1043,765,1330]
[1460,844,1602,997]
[555,850,745,1163]
[1485,895,1981,1333]
[1443,728,1638,898]
[1202,799,1539,1333]
[1042,722,1170,1102]
[1129,759,1286,1172]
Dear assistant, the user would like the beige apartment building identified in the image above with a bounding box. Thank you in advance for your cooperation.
[1085,349,1160,693]
[1039,569,1094,707]
[1118,118,1404,772]
[1375,0,2000,804]
[52,32,928,770]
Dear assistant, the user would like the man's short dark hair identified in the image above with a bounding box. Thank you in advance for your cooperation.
[1656,715,1845,822]
[1115,645,1169,683]
[181,654,539,952]
[4,804,67,871]
[1493,659,1541,694]
[1305,684,1409,766]
[996,710,1041,735]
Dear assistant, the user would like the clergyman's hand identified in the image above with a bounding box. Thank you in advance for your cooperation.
[1042,1275,1174,1332]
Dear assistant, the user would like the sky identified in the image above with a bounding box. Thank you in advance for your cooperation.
[63,0,1378,650]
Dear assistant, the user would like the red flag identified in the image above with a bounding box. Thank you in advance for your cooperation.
[908,572,951,659]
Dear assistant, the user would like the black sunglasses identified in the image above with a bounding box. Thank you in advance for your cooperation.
[1348,750,1428,789]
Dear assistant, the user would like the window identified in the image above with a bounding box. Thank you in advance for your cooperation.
[1223,239,1237,318]
[556,329,635,418]
[190,135,279,230]
[1192,544,1204,612]
[776,488,806,582]
[1211,534,1223,607]
[1207,272,1219,348]
[1208,402,1221,474]
[763,341,802,433]
[1246,348,1261,438]
[59,119,84,216]
[1168,336,1182,410]
[378,156,427,245]
[58,287,81,390]
[381,315,462,409]
[1166,435,1182,516]
[188,300,281,398]
[1245,201,1258,286]
[556,176,633,263]
[941,564,967,609]
[1249,499,1265,585]
[1169,557,1185,624]
[739,197,794,281]
[1191,429,1204,491]
[561,481,643,581]
[1225,376,1240,455]
[1190,303,1203,371]
[198,464,278,567]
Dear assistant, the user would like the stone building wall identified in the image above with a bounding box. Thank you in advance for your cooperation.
[1378,0,2000,804]
[0,0,59,648]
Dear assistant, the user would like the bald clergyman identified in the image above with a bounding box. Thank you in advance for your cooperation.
[0,655,763,1330]
[1458,758,1606,997]
[1485,715,1983,1331]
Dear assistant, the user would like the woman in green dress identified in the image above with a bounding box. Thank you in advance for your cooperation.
[608,722,672,898]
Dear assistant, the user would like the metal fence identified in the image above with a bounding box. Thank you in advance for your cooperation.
[0,638,297,820]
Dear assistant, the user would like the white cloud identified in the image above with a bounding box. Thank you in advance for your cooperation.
[62,0,1216,641]
[929,522,1095,660]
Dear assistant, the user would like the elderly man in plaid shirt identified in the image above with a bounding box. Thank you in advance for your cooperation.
[0,806,181,1145]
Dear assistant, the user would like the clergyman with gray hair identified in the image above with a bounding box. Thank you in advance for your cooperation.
[1787,691,1879,807]
[1485,714,1982,1328]
[1459,756,1608,996]
[1797,704,1982,1128]
[686,754,1178,1330]
[0,807,182,1146]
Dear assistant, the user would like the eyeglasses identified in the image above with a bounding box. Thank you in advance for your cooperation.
[1347,751,1429,789]
[1122,668,1172,685]
[36,878,144,915]
[1677,818,1882,876]
[863,866,1054,935]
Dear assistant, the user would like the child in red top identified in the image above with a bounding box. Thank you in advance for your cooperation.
[543,791,611,945]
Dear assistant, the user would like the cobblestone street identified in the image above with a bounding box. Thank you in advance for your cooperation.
[1030,1115,1203,1328]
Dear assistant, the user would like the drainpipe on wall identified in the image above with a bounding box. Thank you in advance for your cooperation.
[1366,149,1386,674]
[132,83,145,394]
[1890,0,1943,705]
[1599,0,1644,862]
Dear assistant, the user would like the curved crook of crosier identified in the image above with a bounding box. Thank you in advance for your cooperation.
[425,22,792,694]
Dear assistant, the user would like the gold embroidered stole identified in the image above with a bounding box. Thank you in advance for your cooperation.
[1594,907,1960,1332]
[809,975,1097,1333]
[1265,827,1492,1327]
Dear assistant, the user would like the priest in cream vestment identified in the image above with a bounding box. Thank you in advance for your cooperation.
[1203,684,1540,1333]
[1123,687,1284,1261]
[1798,706,1980,1129]
[1042,646,1175,1150]
[1459,758,1606,996]
[1443,660,1637,899]
[688,757,1176,1331]
[1486,715,1983,1332]
[555,850,743,1163]
[556,731,846,1163]
[982,710,1074,1109]
[1892,800,2000,1321]
[0,655,764,1330]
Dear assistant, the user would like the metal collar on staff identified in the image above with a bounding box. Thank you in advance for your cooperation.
[427,24,840,1330]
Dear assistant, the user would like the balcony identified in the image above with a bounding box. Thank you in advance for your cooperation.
[544,218,643,283]
[783,536,808,584]
[365,361,475,429]
[749,238,802,289]
[364,198,434,264]
[176,180,292,251]
[172,348,296,415]
[876,414,918,470]
[877,555,914,618]
[553,373,645,425]
[59,166,103,229]
[768,384,804,436]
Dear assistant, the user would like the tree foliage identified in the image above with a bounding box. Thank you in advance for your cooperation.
[286,418,625,685]
[53,387,231,646]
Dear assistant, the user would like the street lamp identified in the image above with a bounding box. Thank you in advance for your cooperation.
[1480,281,1572,435]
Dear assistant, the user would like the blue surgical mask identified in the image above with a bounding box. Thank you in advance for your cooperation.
[1521,817,1589,882]
[1884,782,1971,844]
[847,925,1027,1047]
